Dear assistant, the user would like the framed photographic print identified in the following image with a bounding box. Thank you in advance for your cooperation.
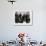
[14,10,33,26]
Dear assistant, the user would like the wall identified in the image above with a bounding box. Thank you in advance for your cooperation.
[0,0,46,42]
